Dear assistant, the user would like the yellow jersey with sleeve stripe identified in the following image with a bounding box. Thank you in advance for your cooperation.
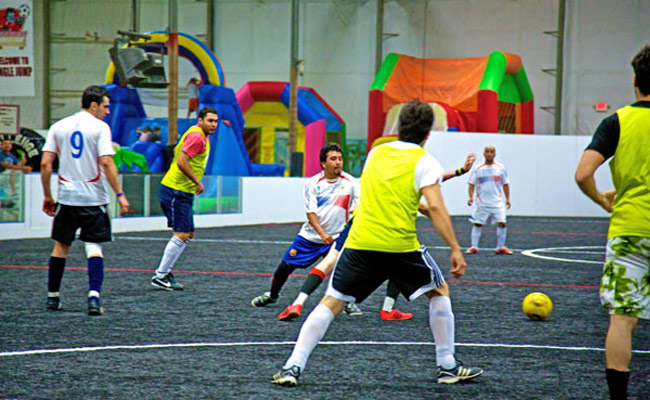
[608,104,650,238]
[161,126,210,193]
[345,141,443,252]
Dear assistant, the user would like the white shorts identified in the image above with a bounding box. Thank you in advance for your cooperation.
[469,204,506,225]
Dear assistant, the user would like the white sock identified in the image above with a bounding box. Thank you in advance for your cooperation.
[284,304,334,371]
[471,226,482,248]
[382,296,396,312]
[156,236,188,278]
[293,292,309,306]
[429,296,456,369]
[88,290,100,298]
[497,227,507,249]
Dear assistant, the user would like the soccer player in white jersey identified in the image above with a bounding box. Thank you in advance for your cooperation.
[40,85,129,316]
[465,145,512,255]
[251,143,360,308]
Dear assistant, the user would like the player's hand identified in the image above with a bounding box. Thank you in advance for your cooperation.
[599,190,615,212]
[463,153,476,171]
[506,200,511,209]
[43,196,56,216]
[195,182,204,195]
[117,196,130,216]
[320,233,334,245]
[467,199,473,206]
[449,249,467,279]
[22,165,32,173]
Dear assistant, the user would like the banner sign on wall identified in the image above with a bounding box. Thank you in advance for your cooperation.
[0,0,34,96]
[0,104,19,134]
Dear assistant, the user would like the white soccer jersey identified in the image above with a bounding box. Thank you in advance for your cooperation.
[43,111,116,206]
[298,170,360,244]
[468,162,509,207]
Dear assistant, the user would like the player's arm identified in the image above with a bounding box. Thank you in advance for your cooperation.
[421,183,466,278]
[503,184,511,208]
[100,155,129,216]
[176,151,204,195]
[441,152,476,182]
[574,149,615,212]
[467,183,475,206]
[40,151,56,216]
[307,212,334,245]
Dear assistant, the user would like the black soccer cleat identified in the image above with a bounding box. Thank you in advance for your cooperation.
[46,297,63,311]
[87,297,104,316]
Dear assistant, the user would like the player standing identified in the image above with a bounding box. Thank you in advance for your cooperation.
[40,85,129,315]
[150,107,218,291]
[465,145,512,254]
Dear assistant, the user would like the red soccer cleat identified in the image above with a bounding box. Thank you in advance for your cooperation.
[278,304,303,321]
[465,247,479,254]
[495,248,514,255]
[380,309,413,321]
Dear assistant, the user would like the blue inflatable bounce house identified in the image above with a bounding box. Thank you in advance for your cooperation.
[103,31,284,178]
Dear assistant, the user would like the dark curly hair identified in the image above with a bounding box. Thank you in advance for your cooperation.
[398,100,434,144]
[320,142,342,163]
[81,85,110,109]
[632,45,650,96]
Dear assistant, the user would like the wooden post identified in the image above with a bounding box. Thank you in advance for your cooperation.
[167,0,178,145]
[288,0,301,176]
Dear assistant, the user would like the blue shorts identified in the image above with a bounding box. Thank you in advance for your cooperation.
[333,219,352,251]
[281,235,332,267]
[159,184,195,233]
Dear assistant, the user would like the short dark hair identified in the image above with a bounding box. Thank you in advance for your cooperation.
[198,107,218,120]
[632,44,650,96]
[81,85,110,109]
[320,142,342,163]
[398,100,433,144]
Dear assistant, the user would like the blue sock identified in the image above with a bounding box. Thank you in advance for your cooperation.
[88,257,104,294]
[48,256,66,292]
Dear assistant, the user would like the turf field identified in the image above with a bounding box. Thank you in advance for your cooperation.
[1,216,648,399]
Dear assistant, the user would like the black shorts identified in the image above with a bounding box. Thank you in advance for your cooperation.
[328,247,445,303]
[51,204,112,246]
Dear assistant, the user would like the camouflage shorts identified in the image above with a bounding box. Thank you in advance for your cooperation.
[600,236,650,319]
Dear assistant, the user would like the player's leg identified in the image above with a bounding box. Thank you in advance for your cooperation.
[272,249,386,386]
[380,280,413,321]
[253,236,330,307]
[78,205,114,315]
[600,236,650,399]
[278,246,339,321]
[494,207,512,254]
[46,204,77,311]
[152,186,193,291]
[392,247,482,384]
[467,209,486,253]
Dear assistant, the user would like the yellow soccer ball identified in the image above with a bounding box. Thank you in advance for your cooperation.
[522,292,553,321]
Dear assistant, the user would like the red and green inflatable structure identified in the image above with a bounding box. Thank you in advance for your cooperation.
[368,51,534,149]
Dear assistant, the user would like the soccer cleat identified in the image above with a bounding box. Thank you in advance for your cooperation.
[380,309,413,321]
[166,272,184,290]
[87,297,104,316]
[465,247,479,254]
[495,248,514,255]
[343,302,363,316]
[46,297,62,311]
[251,292,278,307]
[271,365,301,387]
[151,275,174,291]
[437,360,483,384]
[278,304,303,321]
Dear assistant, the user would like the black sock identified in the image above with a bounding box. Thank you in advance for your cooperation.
[606,369,629,400]
[299,272,325,296]
[48,256,66,293]
[386,280,400,299]
[270,262,296,299]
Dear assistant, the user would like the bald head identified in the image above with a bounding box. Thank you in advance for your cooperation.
[483,146,496,164]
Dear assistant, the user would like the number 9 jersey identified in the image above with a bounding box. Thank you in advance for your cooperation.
[43,111,116,206]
